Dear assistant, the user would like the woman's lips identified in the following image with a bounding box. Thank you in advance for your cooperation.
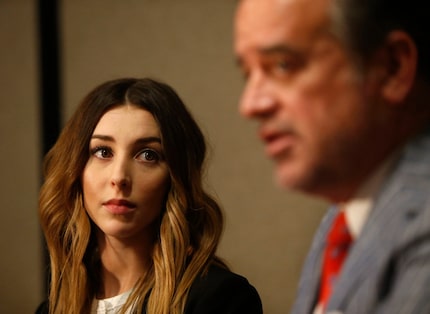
[103,199,136,215]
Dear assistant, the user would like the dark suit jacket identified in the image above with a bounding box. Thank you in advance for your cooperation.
[36,265,263,314]
[292,128,430,314]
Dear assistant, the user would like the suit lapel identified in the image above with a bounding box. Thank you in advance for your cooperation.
[327,130,430,312]
[292,206,338,313]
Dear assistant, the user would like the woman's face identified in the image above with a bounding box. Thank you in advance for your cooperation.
[82,105,170,242]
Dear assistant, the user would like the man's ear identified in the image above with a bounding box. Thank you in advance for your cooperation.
[381,30,417,105]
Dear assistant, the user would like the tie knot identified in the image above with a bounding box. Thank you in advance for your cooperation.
[327,210,352,245]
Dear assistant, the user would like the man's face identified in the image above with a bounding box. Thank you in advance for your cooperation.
[234,0,385,201]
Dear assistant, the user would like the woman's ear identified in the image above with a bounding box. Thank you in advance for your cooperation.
[381,30,417,105]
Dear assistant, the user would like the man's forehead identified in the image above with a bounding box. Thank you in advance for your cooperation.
[234,0,332,53]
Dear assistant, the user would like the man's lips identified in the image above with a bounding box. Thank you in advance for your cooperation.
[103,199,136,215]
[259,128,295,159]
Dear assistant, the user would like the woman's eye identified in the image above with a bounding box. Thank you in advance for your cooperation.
[138,149,160,163]
[91,147,113,159]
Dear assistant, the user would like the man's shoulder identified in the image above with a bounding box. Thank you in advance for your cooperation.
[400,127,430,172]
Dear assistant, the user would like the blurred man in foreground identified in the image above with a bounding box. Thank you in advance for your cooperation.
[234,0,430,312]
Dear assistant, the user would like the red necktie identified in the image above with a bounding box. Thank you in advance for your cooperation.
[317,210,353,310]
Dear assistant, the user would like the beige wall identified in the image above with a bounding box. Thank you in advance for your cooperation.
[0,0,327,313]
[0,0,42,312]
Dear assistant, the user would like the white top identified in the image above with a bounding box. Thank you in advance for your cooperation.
[91,289,134,314]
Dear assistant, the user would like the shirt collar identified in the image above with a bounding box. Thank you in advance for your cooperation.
[341,153,399,238]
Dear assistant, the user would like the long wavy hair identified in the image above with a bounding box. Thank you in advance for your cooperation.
[39,78,226,314]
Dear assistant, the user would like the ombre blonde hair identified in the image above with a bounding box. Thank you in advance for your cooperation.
[39,78,226,314]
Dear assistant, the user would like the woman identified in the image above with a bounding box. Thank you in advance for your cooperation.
[36,78,262,314]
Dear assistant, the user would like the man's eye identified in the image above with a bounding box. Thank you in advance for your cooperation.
[239,65,251,81]
[277,60,290,70]
[91,146,113,159]
[138,149,160,163]
[271,59,295,75]
[272,56,304,77]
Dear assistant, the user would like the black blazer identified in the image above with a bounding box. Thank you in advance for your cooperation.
[36,265,263,313]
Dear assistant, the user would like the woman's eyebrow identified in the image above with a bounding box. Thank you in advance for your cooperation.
[135,137,162,145]
[91,134,114,141]
[90,135,162,144]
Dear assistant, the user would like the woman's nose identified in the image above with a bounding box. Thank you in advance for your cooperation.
[110,158,131,189]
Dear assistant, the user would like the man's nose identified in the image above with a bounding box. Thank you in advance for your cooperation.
[239,72,276,119]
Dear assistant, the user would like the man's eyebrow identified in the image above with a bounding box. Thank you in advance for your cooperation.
[259,44,301,56]
[236,44,301,67]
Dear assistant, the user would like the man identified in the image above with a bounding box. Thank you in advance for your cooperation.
[234,0,430,313]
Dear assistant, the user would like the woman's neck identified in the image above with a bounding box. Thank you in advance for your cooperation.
[96,233,153,299]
